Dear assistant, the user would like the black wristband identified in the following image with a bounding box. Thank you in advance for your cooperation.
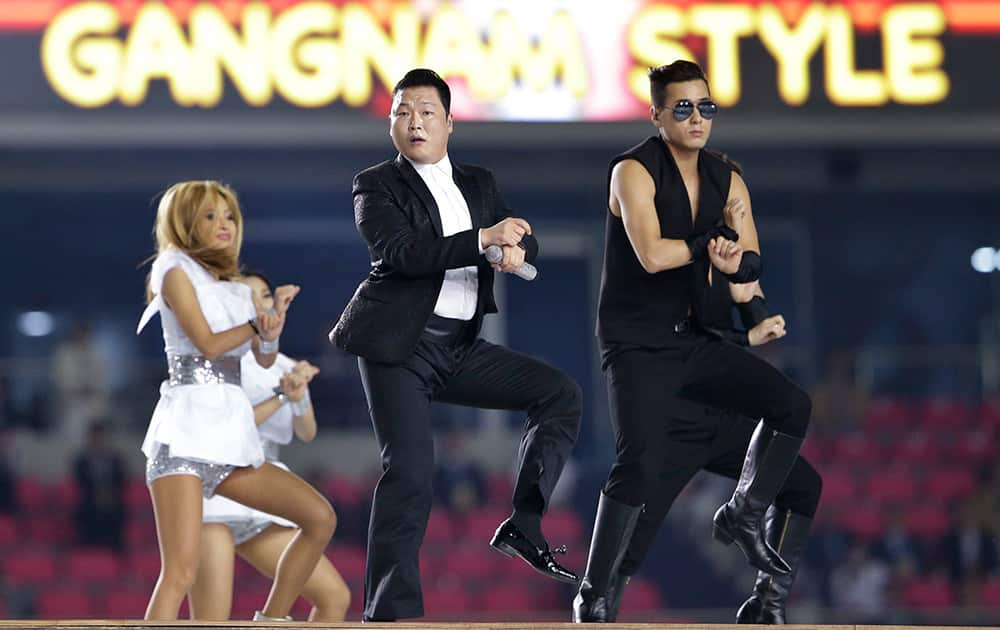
[737,295,770,329]
[686,225,740,261]
[247,318,260,336]
[724,329,751,347]
[723,251,761,283]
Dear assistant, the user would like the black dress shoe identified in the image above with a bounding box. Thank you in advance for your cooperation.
[489,518,579,584]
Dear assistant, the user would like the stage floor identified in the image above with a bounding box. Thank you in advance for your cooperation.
[0,623,997,630]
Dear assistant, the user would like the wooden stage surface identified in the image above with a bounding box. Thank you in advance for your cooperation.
[0,623,997,630]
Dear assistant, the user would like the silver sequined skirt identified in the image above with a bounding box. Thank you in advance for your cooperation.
[226,518,281,545]
[146,444,235,498]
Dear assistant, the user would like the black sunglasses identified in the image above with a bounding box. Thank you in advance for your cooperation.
[668,99,718,121]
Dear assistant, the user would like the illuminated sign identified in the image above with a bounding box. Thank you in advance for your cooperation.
[1,1,998,119]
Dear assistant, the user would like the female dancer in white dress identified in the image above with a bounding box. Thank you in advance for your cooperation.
[137,181,336,621]
[189,272,350,621]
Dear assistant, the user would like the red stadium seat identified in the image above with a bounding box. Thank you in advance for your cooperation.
[865,469,917,504]
[51,478,81,512]
[423,587,472,617]
[67,548,121,582]
[0,513,18,547]
[863,398,911,432]
[486,473,514,503]
[327,545,366,582]
[36,588,96,617]
[460,507,510,539]
[817,468,856,505]
[920,397,971,429]
[479,584,539,611]
[321,475,366,507]
[442,544,494,580]
[904,505,951,538]
[981,576,1000,606]
[101,588,149,618]
[123,477,151,512]
[125,518,157,550]
[890,431,942,464]
[24,514,74,544]
[924,468,978,502]
[3,547,59,585]
[978,398,1000,429]
[543,508,584,544]
[799,439,826,468]
[15,477,49,513]
[902,575,955,608]
[424,511,456,546]
[621,577,663,611]
[127,548,162,582]
[952,429,998,464]
[837,503,884,540]
[832,433,882,467]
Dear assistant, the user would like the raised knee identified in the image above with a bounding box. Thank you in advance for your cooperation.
[552,376,583,421]
[302,499,337,540]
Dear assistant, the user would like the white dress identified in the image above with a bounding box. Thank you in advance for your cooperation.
[201,352,302,538]
[137,248,265,469]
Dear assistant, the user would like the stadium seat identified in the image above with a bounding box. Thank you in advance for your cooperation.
[67,548,121,582]
[904,505,951,538]
[36,588,96,617]
[920,397,971,429]
[902,575,955,608]
[424,510,456,545]
[327,545,366,582]
[3,547,59,586]
[101,588,149,618]
[924,468,978,502]
[863,398,911,432]
[865,468,917,504]
[837,503,884,540]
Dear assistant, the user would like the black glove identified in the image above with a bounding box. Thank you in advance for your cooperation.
[685,225,739,261]
[723,250,762,283]
[737,295,770,329]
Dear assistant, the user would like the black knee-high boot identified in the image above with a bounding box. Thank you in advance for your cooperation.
[712,421,803,575]
[572,492,642,622]
[736,507,812,624]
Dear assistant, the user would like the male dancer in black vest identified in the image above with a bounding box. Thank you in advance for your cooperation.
[600,273,823,625]
[574,60,813,622]
[331,69,581,622]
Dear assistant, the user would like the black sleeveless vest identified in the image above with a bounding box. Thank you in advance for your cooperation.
[597,135,735,351]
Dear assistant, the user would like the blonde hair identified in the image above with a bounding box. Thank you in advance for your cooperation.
[145,180,244,302]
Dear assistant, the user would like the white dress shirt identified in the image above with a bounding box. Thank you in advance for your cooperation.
[406,154,480,321]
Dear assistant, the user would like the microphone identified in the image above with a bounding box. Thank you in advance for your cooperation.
[485,245,537,281]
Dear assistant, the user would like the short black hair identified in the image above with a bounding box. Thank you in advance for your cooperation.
[648,60,709,109]
[242,270,274,294]
[392,68,451,116]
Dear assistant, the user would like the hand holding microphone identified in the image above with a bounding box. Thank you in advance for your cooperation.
[485,245,537,281]
[480,217,537,281]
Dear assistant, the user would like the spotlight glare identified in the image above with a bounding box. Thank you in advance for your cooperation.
[971,247,996,273]
[16,311,54,337]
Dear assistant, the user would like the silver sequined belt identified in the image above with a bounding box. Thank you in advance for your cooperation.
[167,354,241,387]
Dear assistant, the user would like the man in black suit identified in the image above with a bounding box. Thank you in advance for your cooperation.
[330,68,582,621]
